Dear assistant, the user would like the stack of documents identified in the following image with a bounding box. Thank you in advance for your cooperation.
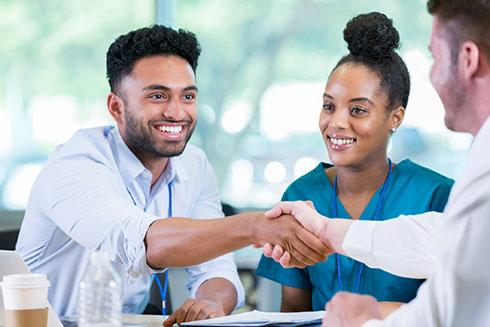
[182,310,324,327]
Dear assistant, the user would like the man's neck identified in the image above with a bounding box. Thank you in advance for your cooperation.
[131,149,170,187]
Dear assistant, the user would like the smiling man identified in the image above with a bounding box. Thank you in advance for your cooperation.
[15,25,330,324]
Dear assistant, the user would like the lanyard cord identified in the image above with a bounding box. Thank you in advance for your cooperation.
[153,182,172,315]
[127,182,172,315]
[332,159,393,293]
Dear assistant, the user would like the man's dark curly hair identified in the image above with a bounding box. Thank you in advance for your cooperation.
[332,12,410,111]
[106,25,201,93]
[427,0,490,63]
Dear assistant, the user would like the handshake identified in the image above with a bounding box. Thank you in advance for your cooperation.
[256,201,351,268]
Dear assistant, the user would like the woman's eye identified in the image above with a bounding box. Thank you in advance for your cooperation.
[351,107,367,115]
[323,103,334,112]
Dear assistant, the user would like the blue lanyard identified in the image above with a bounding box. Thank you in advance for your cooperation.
[127,181,172,315]
[153,182,172,315]
[332,159,392,293]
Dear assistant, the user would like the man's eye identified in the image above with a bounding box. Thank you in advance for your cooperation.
[183,94,195,100]
[151,94,166,100]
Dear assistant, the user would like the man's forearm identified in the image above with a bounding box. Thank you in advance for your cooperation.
[145,212,259,268]
[146,211,329,269]
[196,278,237,314]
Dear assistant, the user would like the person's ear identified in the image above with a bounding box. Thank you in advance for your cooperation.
[107,92,125,125]
[389,106,405,133]
[459,41,480,81]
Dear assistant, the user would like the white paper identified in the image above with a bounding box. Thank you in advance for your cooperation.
[182,310,325,326]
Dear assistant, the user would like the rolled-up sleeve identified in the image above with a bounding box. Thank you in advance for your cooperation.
[36,159,158,277]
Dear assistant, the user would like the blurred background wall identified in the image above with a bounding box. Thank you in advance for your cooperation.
[0,0,472,311]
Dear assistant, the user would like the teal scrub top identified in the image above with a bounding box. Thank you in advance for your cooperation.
[256,159,454,311]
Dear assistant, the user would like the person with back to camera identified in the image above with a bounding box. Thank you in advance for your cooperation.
[256,12,453,317]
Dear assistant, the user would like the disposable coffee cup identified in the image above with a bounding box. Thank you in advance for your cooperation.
[0,274,50,327]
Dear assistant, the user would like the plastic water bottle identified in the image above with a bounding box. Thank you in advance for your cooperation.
[78,251,123,326]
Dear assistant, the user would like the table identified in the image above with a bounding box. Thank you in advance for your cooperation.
[122,314,167,326]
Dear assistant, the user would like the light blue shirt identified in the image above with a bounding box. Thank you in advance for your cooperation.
[16,126,245,318]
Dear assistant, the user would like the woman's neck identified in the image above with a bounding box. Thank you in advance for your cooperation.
[334,158,391,197]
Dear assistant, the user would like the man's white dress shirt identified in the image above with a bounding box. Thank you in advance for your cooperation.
[16,126,245,319]
[343,117,490,326]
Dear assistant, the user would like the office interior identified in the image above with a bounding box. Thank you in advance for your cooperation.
[0,0,471,314]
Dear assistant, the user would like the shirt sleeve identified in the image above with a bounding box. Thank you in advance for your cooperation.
[185,156,245,309]
[343,211,441,279]
[362,124,490,326]
[35,159,159,277]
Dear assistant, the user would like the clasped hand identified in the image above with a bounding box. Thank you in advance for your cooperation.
[261,201,330,268]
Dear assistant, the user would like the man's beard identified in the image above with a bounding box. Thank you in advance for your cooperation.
[124,111,195,159]
[442,65,467,132]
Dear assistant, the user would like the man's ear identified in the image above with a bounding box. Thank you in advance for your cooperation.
[459,41,480,81]
[390,106,405,132]
[107,92,125,124]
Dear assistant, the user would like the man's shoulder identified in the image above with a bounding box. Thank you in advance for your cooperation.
[49,126,116,163]
[172,143,214,182]
[179,143,207,161]
[42,126,118,176]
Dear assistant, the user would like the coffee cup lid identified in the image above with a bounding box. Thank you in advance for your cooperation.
[0,273,51,289]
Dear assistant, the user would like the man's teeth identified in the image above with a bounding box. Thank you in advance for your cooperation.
[330,137,355,145]
[158,126,183,134]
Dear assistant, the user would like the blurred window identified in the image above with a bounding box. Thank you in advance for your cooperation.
[0,0,470,210]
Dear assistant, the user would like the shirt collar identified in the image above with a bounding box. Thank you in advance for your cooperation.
[109,127,190,186]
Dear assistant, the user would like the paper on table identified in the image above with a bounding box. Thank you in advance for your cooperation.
[181,310,325,327]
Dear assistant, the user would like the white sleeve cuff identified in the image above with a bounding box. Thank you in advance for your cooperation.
[343,220,381,269]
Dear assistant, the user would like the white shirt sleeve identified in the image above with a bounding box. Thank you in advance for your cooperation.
[185,157,245,309]
[361,119,490,326]
[343,211,441,279]
[36,159,159,277]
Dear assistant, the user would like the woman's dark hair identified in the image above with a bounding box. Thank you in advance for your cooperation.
[106,25,201,94]
[333,12,410,110]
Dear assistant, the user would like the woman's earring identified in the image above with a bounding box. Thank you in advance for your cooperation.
[391,127,397,133]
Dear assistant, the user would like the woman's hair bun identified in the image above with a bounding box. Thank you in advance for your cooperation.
[343,12,400,59]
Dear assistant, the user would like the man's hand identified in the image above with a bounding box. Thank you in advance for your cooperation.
[261,201,328,268]
[262,201,352,268]
[252,211,331,268]
[265,201,327,238]
[324,292,382,327]
[163,298,225,326]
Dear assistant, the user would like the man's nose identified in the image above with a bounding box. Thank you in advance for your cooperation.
[163,100,185,121]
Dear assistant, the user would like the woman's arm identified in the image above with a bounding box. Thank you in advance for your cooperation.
[280,286,312,312]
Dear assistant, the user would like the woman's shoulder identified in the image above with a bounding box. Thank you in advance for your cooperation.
[395,159,454,188]
[283,162,331,198]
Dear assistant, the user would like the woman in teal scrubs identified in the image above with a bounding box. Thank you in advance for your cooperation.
[256,12,453,316]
